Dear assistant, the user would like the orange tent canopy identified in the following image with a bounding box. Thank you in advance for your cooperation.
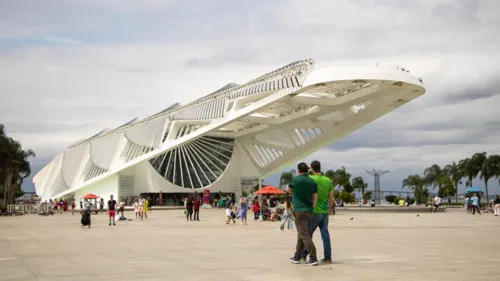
[255,185,286,195]
[82,193,100,199]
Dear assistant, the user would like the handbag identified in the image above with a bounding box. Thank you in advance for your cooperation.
[184,209,187,215]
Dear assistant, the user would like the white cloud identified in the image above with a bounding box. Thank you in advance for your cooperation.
[40,35,81,44]
[1,0,499,193]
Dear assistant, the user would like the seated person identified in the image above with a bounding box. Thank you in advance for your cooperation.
[270,210,278,221]
[81,210,91,228]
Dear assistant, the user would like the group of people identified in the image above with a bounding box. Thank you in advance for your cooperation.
[464,194,500,216]
[224,160,334,266]
[81,195,130,227]
[431,196,442,212]
[206,160,332,265]
[185,196,201,221]
[465,194,482,215]
[250,196,282,221]
[42,198,78,215]
[223,196,249,225]
[133,198,150,220]
[44,194,149,227]
[45,198,73,214]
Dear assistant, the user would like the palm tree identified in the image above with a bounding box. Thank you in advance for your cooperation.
[437,176,456,203]
[494,157,500,186]
[0,127,35,205]
[458,158,478,187]
[443,161,463,203]
[423,164,445,191]
[1,125,9,202]
[402,174,428,205]
[351,176,368,203]
[479,154,500,204]
[279,169,296,189]
[333,166,351,188]
[402,174,424,190]
[324,169,335,182]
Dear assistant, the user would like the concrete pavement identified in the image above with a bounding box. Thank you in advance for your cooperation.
[0,208,499,281]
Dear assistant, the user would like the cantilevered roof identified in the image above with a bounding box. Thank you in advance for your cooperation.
[67,60,315,148]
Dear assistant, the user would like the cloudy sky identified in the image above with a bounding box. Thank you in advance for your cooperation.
[1,0,499,195]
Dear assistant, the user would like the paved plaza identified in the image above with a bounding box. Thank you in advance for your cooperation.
[1,208,499,281]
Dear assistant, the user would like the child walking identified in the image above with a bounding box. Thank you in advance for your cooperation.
[252,200,260,220]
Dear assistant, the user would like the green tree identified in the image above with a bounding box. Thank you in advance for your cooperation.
[324,170,335,182]
[351,176,368,203]
[479,154,500,203]
[385,195,397,204]
[279,170,295,189]
[333,189,341,201]
[459,153,485,188]
[443,161,463,203]
[402,174,428,205]
[339,191,355,203]
[333,166,351,189]
[494,156,500,186]
[1,125,36,204]
[458,158,475,187]
[363,191,372,201]
[423,164,445,191]
[437,176,456,199]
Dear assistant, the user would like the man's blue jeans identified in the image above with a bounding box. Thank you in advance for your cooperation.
[302,213,331,259]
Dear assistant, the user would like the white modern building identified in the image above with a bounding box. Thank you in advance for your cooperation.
[33,59,425,203]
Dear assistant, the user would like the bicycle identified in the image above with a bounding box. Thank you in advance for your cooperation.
[482,203,493,214]
[466,203,473,213]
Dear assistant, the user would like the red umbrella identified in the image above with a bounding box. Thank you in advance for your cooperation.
[255,185,286,195]
[82,193,100,199]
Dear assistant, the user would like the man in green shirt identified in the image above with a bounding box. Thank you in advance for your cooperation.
[301,160,334,263]
[286,162,319,266]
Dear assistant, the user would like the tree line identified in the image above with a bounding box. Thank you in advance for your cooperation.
[279,166,370,203]
[0,124,36,205]
[402,152,500,204]
[277,151,500,205]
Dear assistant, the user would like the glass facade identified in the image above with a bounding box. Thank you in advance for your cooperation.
[149,136,235,189]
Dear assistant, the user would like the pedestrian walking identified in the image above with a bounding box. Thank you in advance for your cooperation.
[287,162,319,266]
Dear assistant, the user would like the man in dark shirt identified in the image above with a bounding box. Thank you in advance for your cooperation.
[108,195,117,226]
[269,197,276,208]
[225,197,235,224]
[193,196,201,221]
[287,162,318,266]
